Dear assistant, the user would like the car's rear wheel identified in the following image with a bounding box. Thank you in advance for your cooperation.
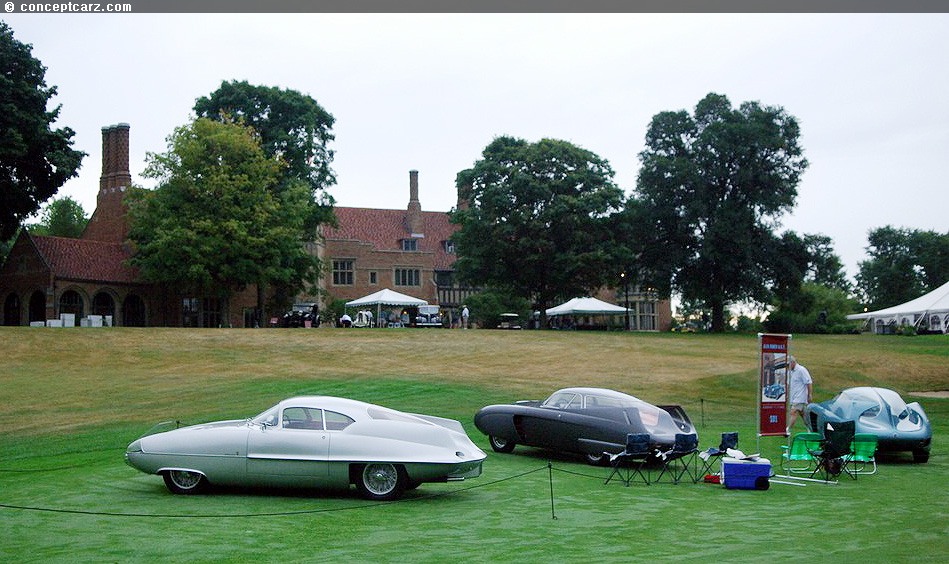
[489,436,516,453]
[163,470,207,495]
[355,463,406,501]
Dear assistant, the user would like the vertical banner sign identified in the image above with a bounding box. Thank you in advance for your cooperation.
[758,333,791,436]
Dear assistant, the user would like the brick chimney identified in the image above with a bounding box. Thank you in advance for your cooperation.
[456,177,472,211]
[82,123,132,242]
[406,169,424,235]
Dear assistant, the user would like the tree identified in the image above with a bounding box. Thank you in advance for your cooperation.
[855,226,949,310]
[765,232,856,333]
[802,233,850,292]
[28,196,88,237]
[127,118,313,324]
[451,137,624,321]
[765,282,860,334]
[193,80,337,231]
[633,93,809,331]
[0,22,85,240]
[464,289,532,330]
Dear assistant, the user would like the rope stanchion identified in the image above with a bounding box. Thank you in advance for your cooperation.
[547,461,557,520]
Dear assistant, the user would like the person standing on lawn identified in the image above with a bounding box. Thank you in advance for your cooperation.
[787,355,813,432]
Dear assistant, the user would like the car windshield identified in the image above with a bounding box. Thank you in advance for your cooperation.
[874,388,909,418]
[542,392,581,409]
[251,406,279,426]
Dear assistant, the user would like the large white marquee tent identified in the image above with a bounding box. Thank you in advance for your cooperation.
[846,281,949,334]
[545,297,629,316]
[345,288,427,308]
[345,288,427,327]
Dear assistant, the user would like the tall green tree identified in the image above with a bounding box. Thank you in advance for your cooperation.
[0,22,85,240]
[765,232,854,333]
[802,233,850,292]
[855,226,949,310]
[28,196,88,237]
[633,93,809,331]
[450,136,624,320]
[193,80,336,231]
[127,118,314,324]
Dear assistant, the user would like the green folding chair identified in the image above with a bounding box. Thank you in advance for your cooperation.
[848,433,878,476]
[780,432,822,474]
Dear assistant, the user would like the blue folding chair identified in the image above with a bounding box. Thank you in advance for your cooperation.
[605,433,652,486]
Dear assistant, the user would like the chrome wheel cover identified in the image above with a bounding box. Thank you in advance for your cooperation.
[362,463,398,495]
[169,470,203,490]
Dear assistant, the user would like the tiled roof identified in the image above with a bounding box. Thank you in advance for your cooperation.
[325,207,459,270]
[30,234,139,284]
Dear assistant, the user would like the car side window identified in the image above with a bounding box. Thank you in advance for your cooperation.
[325,410,355,431]
[587,395,624,408]
[282,407,324,430]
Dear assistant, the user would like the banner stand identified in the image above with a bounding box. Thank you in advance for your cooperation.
[756,333,791,455]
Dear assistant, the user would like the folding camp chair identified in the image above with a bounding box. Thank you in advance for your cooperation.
[780,432,822,474]
[653,433,699,484]
[848,433,878,476]
[604,433,651,486]
[808,421,855,482]
[698,431,738,479]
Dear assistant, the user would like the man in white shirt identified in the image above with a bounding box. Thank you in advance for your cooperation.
[787,355,813,431]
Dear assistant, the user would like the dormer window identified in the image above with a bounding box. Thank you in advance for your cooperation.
[443,240,455,254]
[401,239,418,251]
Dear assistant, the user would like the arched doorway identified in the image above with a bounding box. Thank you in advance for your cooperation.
[3,293,20,326]
[92,291,116,320]
[59,290,84,323]
[29,290,46,323]
[123,294,147,327]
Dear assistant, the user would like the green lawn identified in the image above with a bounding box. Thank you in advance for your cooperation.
[1,328,946,562]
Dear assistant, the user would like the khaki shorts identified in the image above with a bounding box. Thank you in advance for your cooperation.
[790,403,807,413]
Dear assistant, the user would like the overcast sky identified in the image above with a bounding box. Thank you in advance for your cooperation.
[5,13,947,280]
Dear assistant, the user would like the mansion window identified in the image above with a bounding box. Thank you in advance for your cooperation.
[636,301,657,331]
[394,268,421,287]
[333,260,354,285]
[182,297,222,328]
[615,287,659,331]
[401,239,419,251]
[434,270,454,287]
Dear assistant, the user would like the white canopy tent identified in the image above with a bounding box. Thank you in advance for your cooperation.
[846,280,949,334]
[345,288,427,327]
[545,297,628,316]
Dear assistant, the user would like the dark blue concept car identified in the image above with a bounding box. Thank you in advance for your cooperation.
[474,387,696,465]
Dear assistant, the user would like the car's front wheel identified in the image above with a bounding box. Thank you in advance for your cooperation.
[355,463,407,501]
[913,449,930,463]
[584,452,608,466]
[163,470,207,495]
[489,436,516,453]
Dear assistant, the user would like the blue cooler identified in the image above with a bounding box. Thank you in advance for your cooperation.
[721,457,771,490]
